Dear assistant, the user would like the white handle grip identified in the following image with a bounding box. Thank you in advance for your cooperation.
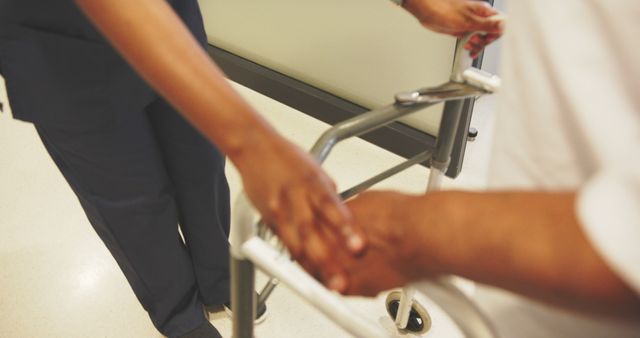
[451,33,476,83]
[463,68,501,93]
[451,14,506,84]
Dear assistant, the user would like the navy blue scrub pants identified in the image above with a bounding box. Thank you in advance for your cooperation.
[35,97,230,337]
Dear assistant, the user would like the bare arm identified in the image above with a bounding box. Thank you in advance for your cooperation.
[75,0,271,155]
[342,191,640,317]
[420,191,638,316]
[74,0,365,290]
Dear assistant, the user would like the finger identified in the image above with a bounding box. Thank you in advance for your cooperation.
[286,182,348,291]
[465,37,486,52]
[467,1,498,18]
[483,32,502,45]
[466,3,504,34]
[473,35,499,54]
[269,194,304,257]
[273,221,303,258]
[303,228,348,292]
[312,177,350,226]
[464,33,484,51]
[287,186,315,243]
[342,268,380,297]
[265,193,282,224]
[309,175,352,222]
[275,177,326,258]
[468,34,484,45]
[309,183,366,254]
[470,16,503,34]
[468,33,501,56]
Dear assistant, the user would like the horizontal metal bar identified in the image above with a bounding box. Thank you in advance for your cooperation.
[340,150,433,200]
[310,102,436,163]
[309,84,483,165]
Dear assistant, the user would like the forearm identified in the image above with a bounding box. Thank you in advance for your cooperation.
[413,191,640,316]
[75,0,280,161]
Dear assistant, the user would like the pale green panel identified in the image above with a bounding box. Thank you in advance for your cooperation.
[199,0,457,136]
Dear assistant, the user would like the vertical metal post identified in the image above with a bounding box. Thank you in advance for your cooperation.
[394,286,417,329]
[396,98,465,330]
[231,257,256,338]
[231,194,258,338]
[431,99,465,172]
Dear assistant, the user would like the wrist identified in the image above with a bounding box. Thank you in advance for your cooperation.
[409,192,467,278]
[226,125,284,169]
[400,0,418,11]
[389,193,446,279]
[226,127,306,186]
[401,0,432,22]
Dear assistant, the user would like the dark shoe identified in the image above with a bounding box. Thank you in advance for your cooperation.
[178,321,222,338]
[223,294,268,324]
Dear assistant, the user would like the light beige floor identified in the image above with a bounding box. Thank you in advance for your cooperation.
[0,74,495,338]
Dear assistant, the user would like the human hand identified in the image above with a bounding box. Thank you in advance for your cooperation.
[231,133,366,292]
[335,191,437,296]
[403,0,505,58]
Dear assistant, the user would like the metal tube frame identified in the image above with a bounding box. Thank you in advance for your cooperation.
[230,32,500,338]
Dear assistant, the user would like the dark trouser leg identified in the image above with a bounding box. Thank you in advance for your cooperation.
[35,111,206,338]
[146,99,231,306]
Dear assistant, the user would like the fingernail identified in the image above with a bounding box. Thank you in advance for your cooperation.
[328,275,347,291]
[348,235,364,252]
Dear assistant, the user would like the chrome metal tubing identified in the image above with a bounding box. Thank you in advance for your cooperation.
[339,150,432,200]
[230,257,256,338]
[258,278,279,306]
[310,102,435,163]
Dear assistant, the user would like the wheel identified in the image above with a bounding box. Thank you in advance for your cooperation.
[385,291,432,335]
[385,290,432,335]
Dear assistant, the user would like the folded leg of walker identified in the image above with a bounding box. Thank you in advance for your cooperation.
[230,33,500,338]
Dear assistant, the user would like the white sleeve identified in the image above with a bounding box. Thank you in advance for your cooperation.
[577,164,640,294]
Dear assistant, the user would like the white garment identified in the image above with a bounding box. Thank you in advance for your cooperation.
[484,0,640,336]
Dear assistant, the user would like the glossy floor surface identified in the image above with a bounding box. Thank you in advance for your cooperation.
[0,77,496,338]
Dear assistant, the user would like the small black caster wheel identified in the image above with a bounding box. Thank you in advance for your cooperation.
[467,127,479,141]
[385,290,432,335]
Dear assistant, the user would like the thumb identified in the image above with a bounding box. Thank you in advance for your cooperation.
[466,2,504,34]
